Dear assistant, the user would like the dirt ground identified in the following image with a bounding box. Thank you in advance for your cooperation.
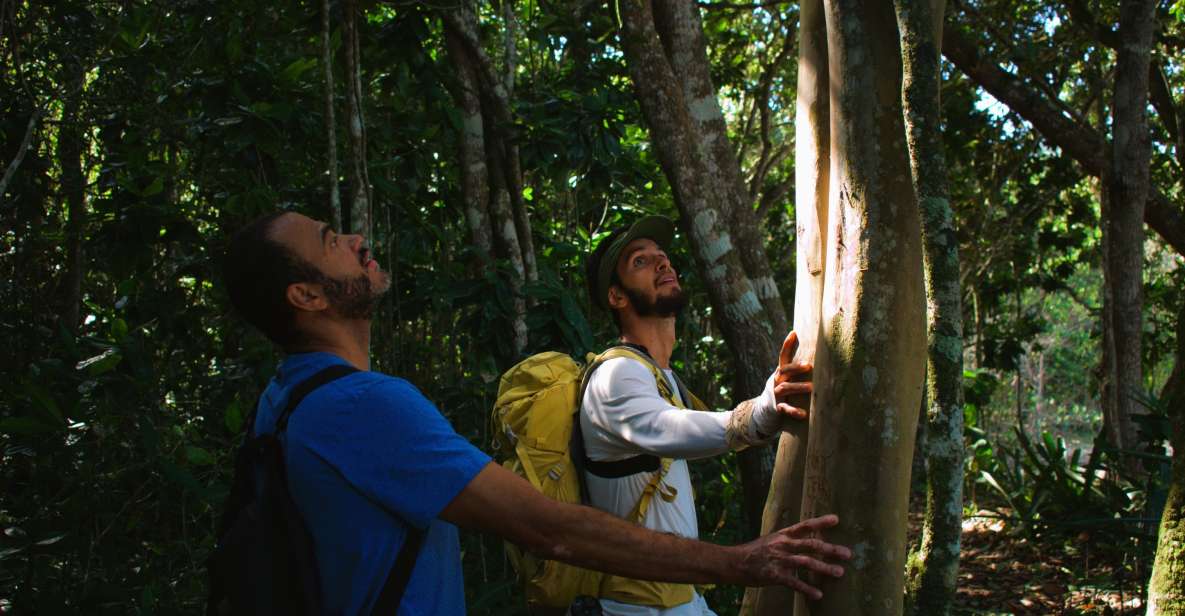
[920,510,1153,615]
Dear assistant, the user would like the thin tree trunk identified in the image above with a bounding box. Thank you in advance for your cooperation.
[618,0,781,537]
[795,0,927,612]
[896,0,964,613]
[744,0,829,610]
[444,26,494,265]
[0,106,43,205]
[342,0,371,238]
[1101,0,1156,461]
[1148,301,1185,614]
[321,0,341,230]
[58,90,86,334]
[486,136,529,355]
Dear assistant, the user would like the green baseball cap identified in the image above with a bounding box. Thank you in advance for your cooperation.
[586,215,676,310]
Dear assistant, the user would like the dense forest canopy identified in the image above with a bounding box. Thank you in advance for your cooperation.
[1,0,1182,613]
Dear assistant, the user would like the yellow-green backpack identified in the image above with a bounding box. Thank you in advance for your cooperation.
[491,347,700,611]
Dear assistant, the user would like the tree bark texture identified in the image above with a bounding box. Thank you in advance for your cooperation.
[441,6,529,355]
[651,0,789,336]
[342,0,371,238]
[1100,0,1156,458]
[1148,302,1185,614]
[744,0,829,610]
[321,0,341,231]
[618,0,782,537]
[895,1,964,614]
[941,23,1185,257]
[441,3,538,286]
[794,0,927,612]
[445,26,494,264]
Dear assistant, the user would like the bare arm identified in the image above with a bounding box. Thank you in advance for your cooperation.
[440,462,850,599]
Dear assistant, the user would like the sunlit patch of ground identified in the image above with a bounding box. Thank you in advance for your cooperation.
[909,507,1150,615]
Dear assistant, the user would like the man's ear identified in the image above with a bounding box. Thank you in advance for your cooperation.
[286,282,328,313]
[607,284,628,311]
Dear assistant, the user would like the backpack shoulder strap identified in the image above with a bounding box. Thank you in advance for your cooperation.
[371,526,426,616]
[275,363,360,433]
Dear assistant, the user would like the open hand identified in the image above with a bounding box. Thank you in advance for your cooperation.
[735,514,851,599]
[773,331,813,420]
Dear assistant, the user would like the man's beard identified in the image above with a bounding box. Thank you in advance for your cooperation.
[322,271,390,319]
[622,283,688,318]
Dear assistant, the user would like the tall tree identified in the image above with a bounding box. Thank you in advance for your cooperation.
[342,0,371,238]
[1101,0,1157,461]
[616,0,785,535]
[791,0,928,612]
[745,0,828,609]
[894,0,964,613]
[321,0,341,230]
[1149,301,1185,613]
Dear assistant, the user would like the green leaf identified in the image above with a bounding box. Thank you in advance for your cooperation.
[23,381,62,422]
[141,177,164,197]
[185,446,216,466]
[77,348,122,376]
[224,399,244,434]
[279,57,317,83]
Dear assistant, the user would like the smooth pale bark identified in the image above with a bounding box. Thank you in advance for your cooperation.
[1101,0,1156,459]
[321,0,341,230]
[895,0,964,613]
[618,0,781,536]
[744,0,829,611]
[342,0,371,238]
[487,151,529,354]
[941,24,1185,257]
[1148,304,1185,614]
[795,0,927,612]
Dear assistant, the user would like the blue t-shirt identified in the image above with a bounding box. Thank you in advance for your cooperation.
[254,352,491,616]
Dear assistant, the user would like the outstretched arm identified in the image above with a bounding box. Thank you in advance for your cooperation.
[440,461,851,599]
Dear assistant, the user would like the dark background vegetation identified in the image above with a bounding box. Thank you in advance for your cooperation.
[1,0,1182,613]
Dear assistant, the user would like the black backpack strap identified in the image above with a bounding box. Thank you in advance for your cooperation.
[370,526,427,615]
[275,364,360,433]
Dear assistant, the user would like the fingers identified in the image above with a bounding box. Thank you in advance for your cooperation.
[776,403,808,420]
[778,361,813,380]
[778,331,799,370]
[785,513,842,536]
[774,380,812,397]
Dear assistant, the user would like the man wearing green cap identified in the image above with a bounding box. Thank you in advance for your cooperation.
[580,215,813,616]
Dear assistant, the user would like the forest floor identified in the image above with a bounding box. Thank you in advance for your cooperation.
[908,507,1153,615]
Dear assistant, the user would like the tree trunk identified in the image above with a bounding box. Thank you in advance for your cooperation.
[444,26,494,265]
[744,0,829,609]
[321,0,341,230]
[794,0,927,612]
[618,0,782,537]
[1148,302,1185,614]
[1101,0,1156,461]
[58,90,86,335]
[342,0,371,238]
[895,0,964,613]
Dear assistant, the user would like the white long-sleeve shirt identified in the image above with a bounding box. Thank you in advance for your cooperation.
[579,356,776,616]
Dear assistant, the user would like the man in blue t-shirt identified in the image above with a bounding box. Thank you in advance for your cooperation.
[223,211,853,615]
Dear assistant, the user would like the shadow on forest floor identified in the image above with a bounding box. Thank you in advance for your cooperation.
[909,509,1150,615]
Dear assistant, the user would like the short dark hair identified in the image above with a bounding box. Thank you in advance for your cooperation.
[223,212,323,349]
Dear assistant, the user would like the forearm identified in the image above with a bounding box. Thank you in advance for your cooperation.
[443,463,745,585]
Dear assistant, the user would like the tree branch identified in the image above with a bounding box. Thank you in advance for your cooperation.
[943,23,1185,255]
